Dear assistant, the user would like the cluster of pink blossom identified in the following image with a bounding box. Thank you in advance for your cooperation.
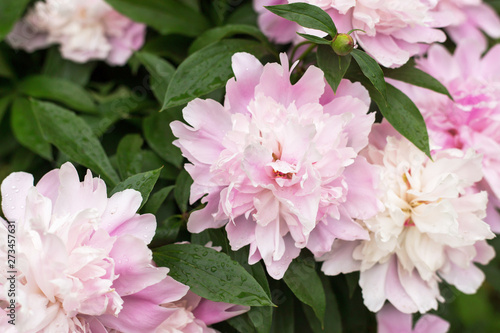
[7,0,145,65]
[254,0,500,68]
[171,48,498,330]
[0,163,248,332]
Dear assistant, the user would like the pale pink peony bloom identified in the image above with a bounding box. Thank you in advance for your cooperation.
[254,0,447,68]
[377,303,449,333]
[171,52,379,279]
[6,0,146,65]
[320,126,495,314]
[434,0,500,49]
[391,40,500,232]
[0,163,247,332]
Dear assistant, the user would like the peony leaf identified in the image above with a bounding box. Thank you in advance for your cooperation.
[302,275,342,333]
[142,185,174,215]
[284,257,326,326]
[143,106,183,167]
[111,167,162,209]
[31,99,121,186]
[153,243,274,307]
[271,289,295,332]
[348,63,431,158]
[135,52,175,103]
[42,48,96,86]
[189,24,272,54]
[351,49,387,99]
[384,60,453,100]
[11,98,52,161]
[104,0,210,36]
[317,44,352,93]
[0,0,31,41]
[297,33,331,45]
[19,75,97,114]
[162,39,268,110]
[0,95,12,128]
[116,134,144,180]
[174,169,193,213]
[265,3,337,37]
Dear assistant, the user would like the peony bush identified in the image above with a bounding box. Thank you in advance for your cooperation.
[1,0,500,332]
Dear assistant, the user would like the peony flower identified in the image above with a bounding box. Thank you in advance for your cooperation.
[254,0,447,68]
[319,126,495,314]
[0,162,247,332]
[434,0,500,49]
[377,303,449,333]
[6,0,145,65]
[390,40,500,232]
[171,52,379,279]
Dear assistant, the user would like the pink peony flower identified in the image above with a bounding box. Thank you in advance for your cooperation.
[6,0,146,65]
[171,52,379,279]
[435,0,500,49]
[254,0,447,68]
[377,303,449,333]
[320,126,495,314]
[0,162,247,332]
[390,40,500,232]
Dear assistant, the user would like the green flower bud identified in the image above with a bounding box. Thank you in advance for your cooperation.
[331,33,354,56]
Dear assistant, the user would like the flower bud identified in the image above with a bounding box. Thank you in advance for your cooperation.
[331,33,354,56]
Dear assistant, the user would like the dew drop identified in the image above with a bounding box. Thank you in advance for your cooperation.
[210,267,217,272]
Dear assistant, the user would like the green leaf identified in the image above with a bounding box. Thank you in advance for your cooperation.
[143,107,183,167]
[135,52,175,102]
[230,246,273,333]
[384,60,453,100]
[31,100,120,186]
[162,39,268,109]
[265,3,337,37]
[271,288,295,333]
[19,75,97,113]
[142,185,174,214]
[0,51,14,78]
[283,257,326,326]
[316,44,351,93]
[153,243,274,306]
[296,33,331,45]
[228,314,258,333]
[302,276,342,333]
[174,169,192,213]
[0,95,13,126]
[111,168,162,209]
[380,84,431,157]
[226,2,258,26]
[116,134,144,179]
[11,98,52,161]
[351,49,387,99]
[0,0,31,41]
[104,0,210,36]
[150,215,184,248]
[189,24,271,54]
[41,48,96,86]
[350,68,431,157]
